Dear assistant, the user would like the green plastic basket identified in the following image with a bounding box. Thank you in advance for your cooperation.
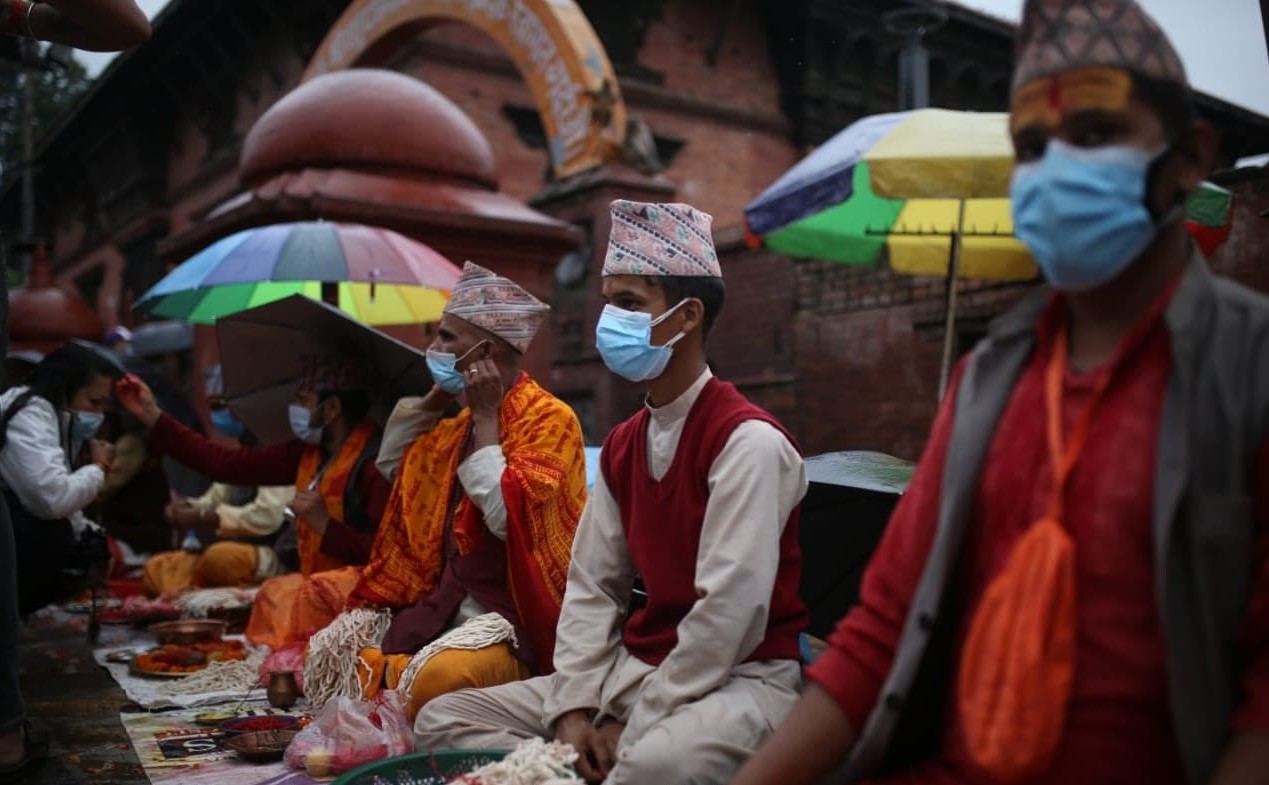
[332,749,510,785]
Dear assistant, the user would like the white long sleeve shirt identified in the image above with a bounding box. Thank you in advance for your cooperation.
[544,368,807,738]
[0,387,104,534]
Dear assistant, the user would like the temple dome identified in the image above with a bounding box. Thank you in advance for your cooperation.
[9,246,104,351]
[239,68,499,190]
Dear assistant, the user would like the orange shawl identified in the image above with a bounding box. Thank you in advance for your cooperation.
[350,373,586,670]
[294,420,377,577]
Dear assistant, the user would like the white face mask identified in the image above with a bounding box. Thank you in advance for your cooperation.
[288,403,323,445]
[69,410,104,457]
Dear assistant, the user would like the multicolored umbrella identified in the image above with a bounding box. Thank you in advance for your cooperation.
[744,109,1033,279]
[136,222,462,326]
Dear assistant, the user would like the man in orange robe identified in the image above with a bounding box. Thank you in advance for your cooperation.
[302,262,587,719]
[117,353,390,648]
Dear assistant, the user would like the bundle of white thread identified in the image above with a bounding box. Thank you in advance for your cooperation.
[302,608,392,709]
[454,738,583,785]
[395,613,516,699]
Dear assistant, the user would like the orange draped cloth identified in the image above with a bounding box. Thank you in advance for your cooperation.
[244,421,378,649]
[356,644,530,720]
[349,373,586,671]
[294,420,376,577]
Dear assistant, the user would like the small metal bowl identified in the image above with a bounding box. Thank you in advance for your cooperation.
[148,619,227,645]
[224,729,298,763]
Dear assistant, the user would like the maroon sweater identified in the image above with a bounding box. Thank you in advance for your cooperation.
[147,414,389,565]
[601,377,807,666]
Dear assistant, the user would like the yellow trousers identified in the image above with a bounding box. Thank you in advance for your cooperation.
[244,566,361,650]
[358,643,530,720]
[143,542,258,596]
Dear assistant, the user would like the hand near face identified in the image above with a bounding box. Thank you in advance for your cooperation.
[464,358,504,421]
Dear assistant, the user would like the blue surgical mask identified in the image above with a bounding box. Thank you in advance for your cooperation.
[70,411,103,454]
[595,301,688,382]
[210,408,245,439]
[425,342,490,395]
[1011,139,1176,292]
[288,403,323,445]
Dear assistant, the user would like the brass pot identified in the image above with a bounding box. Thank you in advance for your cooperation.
[266,670,299,709]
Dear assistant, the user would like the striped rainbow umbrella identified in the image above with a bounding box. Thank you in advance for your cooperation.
[136,222,462,326]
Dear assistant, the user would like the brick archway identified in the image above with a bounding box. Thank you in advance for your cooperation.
[304,0,628,180]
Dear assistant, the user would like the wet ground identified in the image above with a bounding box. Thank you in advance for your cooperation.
[10,616,147,785]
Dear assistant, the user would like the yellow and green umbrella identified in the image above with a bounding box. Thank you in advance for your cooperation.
[744,109,1034,280]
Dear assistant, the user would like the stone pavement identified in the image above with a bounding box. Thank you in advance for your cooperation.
[9,614,147,785]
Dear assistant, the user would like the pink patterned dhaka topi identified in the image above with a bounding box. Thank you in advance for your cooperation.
[603,199,722,279]
[443,261,550,354]
[1012,0,1187,92]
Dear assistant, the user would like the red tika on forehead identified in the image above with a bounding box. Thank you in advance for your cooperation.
[1010,66,1133,134]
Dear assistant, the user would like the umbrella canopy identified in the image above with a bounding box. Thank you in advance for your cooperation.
[1185,181,1233,255]
[746,109,1013,235]
[745,109,1031,279]
[804,449,915,495]
[137,222,461,326]
[216,295,434,444]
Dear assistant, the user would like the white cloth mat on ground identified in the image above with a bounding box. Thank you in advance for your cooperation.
[93,633,269,710]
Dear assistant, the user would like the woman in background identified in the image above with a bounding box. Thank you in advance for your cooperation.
[0,343,119,616]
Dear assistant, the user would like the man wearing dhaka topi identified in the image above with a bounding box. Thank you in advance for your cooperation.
[731,2,1269,785]
[415,201,809,785]
[300,262,587,722]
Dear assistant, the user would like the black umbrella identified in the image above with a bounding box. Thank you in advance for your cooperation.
[798,450,915,638]
[217,295,434,444]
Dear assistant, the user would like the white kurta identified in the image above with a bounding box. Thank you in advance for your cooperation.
[0,387,103,534]
[416,368,808,785]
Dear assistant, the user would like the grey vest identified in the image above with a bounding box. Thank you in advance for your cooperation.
[842,252,1269,785]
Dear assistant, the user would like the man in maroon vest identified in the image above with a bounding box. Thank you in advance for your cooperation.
[415,199,809,785]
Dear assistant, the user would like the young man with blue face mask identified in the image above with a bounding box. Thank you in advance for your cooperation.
[731,3,1269,785]
[416,201,809,785]
[117,353,391,647]
[139,365,295,597]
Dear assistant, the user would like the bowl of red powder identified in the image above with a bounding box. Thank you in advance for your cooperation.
[219,715,300,735]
